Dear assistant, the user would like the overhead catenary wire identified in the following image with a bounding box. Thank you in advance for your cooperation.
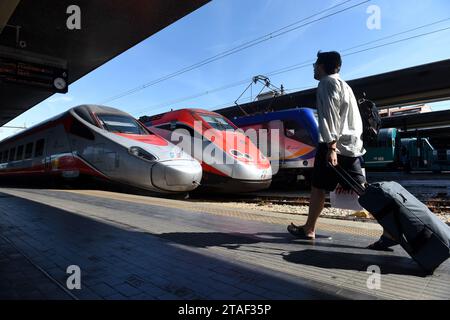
[99,0,371,104]
[133,19,450,115]
[207,26,450,110]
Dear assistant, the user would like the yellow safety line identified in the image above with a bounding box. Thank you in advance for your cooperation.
[58,189,383,238]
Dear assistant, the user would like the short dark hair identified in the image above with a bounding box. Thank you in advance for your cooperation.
[316,51,342,75]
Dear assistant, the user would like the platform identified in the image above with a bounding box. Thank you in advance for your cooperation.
[0,188,449,300]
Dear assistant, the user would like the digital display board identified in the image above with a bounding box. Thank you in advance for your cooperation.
[0,56,68,93]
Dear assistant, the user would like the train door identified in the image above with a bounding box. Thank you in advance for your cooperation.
[44,130,54,173]
[45,126,71,173]
[88,142,118,174]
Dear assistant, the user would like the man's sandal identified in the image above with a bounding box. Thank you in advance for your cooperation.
[367,235,397,252]
[287,223,315,240]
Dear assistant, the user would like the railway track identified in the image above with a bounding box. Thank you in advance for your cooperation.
[424,199,450,214]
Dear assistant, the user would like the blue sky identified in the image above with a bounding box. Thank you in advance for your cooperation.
[1,0,450,140]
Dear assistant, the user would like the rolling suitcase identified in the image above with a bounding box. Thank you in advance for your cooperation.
[330,163,450,274]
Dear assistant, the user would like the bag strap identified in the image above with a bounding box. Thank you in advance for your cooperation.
[327,162,366,196]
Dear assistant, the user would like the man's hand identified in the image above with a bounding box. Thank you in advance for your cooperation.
[328,141,338,166]
[328,149,338,166]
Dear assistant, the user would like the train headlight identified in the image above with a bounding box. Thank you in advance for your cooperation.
[230,149,243,158]
[128,146,157,162]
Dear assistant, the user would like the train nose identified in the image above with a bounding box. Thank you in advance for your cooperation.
[151,160,202,192]
[229,163,272,192]
[232,163,272,181]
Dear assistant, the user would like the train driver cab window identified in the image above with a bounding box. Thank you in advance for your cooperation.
[283,120,315,146]
[9,147,15,161]
[16,145,24,161]
[97,114,149,135]
[174,123,195,137]
[0,151,2,162]
[25,143,33,159]
[198,114,236,131]
[69,118,95,140]
[286,129,295,137]
[34,139,45,157]
[3,150,9,163]
[155,123,174,131]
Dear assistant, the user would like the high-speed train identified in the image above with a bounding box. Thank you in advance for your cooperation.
[0,105,202,193]
[140,109,272,192]
[231,108,319,184]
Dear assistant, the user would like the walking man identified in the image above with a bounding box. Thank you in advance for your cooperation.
[288,51,367,240]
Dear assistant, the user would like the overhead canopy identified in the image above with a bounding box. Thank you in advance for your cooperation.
[0,0,210,126]
[382,109,450,130]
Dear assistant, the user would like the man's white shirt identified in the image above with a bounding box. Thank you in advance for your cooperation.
[316,73,366,157]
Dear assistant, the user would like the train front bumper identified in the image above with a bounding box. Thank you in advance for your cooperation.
[151,160,202,192]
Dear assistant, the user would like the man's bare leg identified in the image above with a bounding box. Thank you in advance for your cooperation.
[302,186,326,238]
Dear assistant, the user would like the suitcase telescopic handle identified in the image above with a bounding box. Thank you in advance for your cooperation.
[327,162,366,196]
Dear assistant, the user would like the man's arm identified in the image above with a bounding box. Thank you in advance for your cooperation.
[317,80,340,165]
[317,80,340,146]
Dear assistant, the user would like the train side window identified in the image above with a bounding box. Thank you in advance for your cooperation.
[34,139,45,157]
[9,147,16,161]
[16,145,24,161]
[69,118,95,140]
[3,150,9,162]
[25,143,33,159]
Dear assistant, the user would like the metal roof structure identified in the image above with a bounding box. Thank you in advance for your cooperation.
[0,0,209,126]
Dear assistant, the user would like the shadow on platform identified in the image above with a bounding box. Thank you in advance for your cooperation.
[159,231,365,250]
[158,232,427,277]
[0,192,341,299]
[283,250,427,277]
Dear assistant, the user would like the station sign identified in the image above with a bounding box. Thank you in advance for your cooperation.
[0,46,68,93]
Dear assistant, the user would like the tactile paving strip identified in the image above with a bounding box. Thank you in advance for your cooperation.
[58,189,383,239]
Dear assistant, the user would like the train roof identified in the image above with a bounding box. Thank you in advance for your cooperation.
[72,104,133,125]
[73,104,131,117]
[0,104,131,145]
[140,108,226,123]
[231,107,316,126]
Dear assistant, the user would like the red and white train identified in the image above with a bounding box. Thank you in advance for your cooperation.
[0,105,202,193]
[140,108,272,192]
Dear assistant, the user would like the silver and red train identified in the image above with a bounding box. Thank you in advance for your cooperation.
[140,108,272,192]
[0,105,202,193]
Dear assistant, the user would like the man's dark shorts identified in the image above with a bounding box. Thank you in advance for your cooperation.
[311,143,366,192]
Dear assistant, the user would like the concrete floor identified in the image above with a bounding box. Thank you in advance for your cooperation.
[0,188,449,300]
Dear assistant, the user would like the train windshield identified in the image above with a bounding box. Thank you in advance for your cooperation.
[198,114,236,131]
[97,114,148,135]
[284,120,315,146]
